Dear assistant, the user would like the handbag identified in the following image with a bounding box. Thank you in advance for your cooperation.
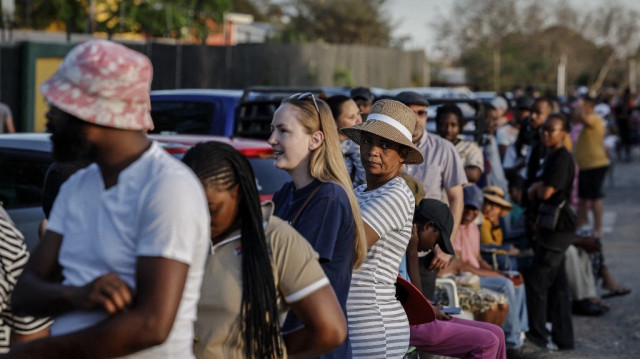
[536,200,565,231]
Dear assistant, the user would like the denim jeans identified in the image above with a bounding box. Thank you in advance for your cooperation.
[480,275,529,349]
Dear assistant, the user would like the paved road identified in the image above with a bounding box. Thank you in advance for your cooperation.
[544,158,640,359]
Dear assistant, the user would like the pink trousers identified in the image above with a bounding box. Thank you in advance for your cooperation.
[410,317,506,359]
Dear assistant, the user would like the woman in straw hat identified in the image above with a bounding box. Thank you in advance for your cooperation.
[341,99,424,358]
[269,93,367,359]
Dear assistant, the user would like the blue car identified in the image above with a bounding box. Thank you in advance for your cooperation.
[150,89,243,137]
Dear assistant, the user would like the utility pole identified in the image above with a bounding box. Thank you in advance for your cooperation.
[557,54,567,96]
[630,58,637,94]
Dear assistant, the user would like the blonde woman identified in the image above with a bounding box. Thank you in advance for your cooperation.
[269,93,367,359]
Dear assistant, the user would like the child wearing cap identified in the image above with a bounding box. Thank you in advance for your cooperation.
[407,199,506,359]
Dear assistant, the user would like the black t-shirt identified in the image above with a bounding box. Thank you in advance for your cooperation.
[536,147,577,233]
[537,147,574,205]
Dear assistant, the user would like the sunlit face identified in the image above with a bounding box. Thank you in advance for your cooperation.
[409,104,428,142]
[336,99,362,131]
[437,113,461,143]
[461,206,479,225]
[360,132,407,180]
[268,104,314,172]
[205,184,240,243]
[531,101,552,129]
[417,222,441,252]
[541,117,567,149]
[482,201,502,223]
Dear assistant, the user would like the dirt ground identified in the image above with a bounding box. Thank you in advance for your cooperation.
[543,158,640,359]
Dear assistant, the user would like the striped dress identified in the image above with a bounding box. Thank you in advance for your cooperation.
[347,177,414,358]
[0,207,52,353]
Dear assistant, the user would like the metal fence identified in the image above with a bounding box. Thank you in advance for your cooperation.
[1,40,427,131]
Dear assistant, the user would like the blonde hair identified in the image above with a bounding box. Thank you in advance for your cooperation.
[283,97,367,269]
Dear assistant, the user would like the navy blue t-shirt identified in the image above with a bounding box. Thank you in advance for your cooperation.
[273,179,355,359]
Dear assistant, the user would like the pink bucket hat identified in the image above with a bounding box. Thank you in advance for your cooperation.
[40,39,154,131]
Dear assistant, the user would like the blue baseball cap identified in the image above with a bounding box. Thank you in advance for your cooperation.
[463,185,483,209]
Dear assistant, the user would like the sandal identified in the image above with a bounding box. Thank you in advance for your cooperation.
[601,287,631,298]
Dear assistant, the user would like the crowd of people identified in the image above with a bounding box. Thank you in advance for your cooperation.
[0,39,635,359]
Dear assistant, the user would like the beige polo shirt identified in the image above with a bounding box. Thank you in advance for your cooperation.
[194,202,330,359]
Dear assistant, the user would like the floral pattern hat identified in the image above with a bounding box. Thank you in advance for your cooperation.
[41,39,154,131]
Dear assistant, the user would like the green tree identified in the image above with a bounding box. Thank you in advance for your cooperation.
[282,0,391,46]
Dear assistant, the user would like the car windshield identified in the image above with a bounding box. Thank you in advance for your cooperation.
[150,101,215,134]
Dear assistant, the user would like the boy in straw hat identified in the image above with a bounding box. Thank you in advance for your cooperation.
[10,40,209,358]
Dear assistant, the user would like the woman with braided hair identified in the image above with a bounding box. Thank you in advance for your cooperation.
[184,141,346,359]
[269,93,368,359]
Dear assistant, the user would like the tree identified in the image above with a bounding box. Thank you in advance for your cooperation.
[281,0,392,46]
[433,0,639,93]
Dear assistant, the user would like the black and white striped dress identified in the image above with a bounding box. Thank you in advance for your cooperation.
[0,207,52,353]
[347,177,414,358]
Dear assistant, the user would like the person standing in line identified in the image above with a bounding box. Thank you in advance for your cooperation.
[327,95,366,187]
[482,104,509,194]
[574,96,610,238]
[0,102,15,133]
[436,103,485,184]
[395,91,467,300]
[9,39,210,359]
[526,113,577,352]
[0,206,52,353]
[350,87,375,122]
[269,93,367,359]
[183,142,347,358]
[342,99,424,358]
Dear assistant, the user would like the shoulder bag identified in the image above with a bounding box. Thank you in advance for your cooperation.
[536,200,565,231]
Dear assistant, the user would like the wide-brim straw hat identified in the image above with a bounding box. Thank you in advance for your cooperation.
[340,99,424,164]
[41,39,154,131]
[483,185,513,216]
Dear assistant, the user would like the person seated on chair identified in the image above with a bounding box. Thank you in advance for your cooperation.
[480,186,520,270]
[407,198,507,359]
[446,185,529,351]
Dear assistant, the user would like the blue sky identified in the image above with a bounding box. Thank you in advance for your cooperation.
[386,0,640,56]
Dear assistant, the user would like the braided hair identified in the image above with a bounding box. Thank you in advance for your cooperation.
[182,142,283,359]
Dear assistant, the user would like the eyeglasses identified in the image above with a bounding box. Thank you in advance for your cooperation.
[289,92,320,117]
[414,109,427,117]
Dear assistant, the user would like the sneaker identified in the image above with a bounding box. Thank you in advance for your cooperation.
[507,340,549,359]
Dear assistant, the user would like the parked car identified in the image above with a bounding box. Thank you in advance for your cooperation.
[150,89,243,136]
[0,133,288,252]
[148,134,290,203]
[150,86,351,139]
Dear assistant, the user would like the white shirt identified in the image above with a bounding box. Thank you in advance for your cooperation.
[47,142,209,359]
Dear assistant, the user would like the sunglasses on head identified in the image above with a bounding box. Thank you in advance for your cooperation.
[288,92,321,117]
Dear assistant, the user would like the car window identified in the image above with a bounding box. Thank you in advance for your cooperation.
[0,149,52,209]
[150,101,216,134]
[248,158,290,195]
